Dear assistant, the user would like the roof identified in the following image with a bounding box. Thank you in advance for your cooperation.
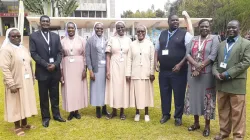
[26,17,212,29]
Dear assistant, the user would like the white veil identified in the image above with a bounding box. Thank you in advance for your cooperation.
[92,22,104,37]
[64,22,78,38]
[1,28,20,48]
[114,21,126,36]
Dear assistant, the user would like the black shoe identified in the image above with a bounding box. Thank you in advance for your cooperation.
[203,128,210,137]
[160,115,170,124]
[175,118,182,126]
[188,124,200,131]
[54,116,66,122]
[102,106,109,115]
[67,113,74,121]
[42,119,50,128]
[74,112,81,119]
[96,107,101,118]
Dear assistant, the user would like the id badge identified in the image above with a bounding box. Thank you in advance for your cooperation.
[140,62,143,66]
[69,58,75,63]
[100,60,106,64]
[120,58,124,62]
[162,50,169,55]
[49,58,54,63]
[24,74,30,79]
[220,62,227,68]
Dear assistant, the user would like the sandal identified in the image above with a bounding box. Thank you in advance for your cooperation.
[14,128,25,136]
[21,124,36,130]
[106,113,117,120]
[120,114,126,120]
[188,124,200,131]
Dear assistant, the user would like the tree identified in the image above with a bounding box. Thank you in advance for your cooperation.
[23,0,78,17]
[172,0,250,34]
[155,9,165,18]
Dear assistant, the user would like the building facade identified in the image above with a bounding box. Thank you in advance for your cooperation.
[0,0,29,36]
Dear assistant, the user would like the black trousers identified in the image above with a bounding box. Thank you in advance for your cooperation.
[159,70,187,119]
[38,77,60,120]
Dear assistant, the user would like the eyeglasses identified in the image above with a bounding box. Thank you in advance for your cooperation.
[137,30,145,33]
[11,35,21,38]
[116,27,125,30]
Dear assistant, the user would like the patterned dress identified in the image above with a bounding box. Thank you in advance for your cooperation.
[184,35,219,120]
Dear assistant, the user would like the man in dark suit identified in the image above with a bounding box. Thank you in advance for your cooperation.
[30,15,66,127]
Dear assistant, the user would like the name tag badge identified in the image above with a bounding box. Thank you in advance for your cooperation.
[69,58,75,63]
[49,58,54,63]
[140,62,143,66]
[162,50,169,55]
[100,60,106,64]
[220,62,227,69]
[24,74,30,79]
[120,58,124,62]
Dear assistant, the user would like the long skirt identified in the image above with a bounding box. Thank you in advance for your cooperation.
[129,79,154,109]
[90,67,106,106]
[184,72,216,120]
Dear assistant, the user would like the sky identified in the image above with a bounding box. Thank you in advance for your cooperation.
[116,0,176,17]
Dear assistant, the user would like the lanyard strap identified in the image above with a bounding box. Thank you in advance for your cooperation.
[117,38,123,58]
[224,38,238,62]
[41,31,51,54]
[165,29,177,49]
[41,31,50,45]
[69,38,76,55]
[198,35,208,51]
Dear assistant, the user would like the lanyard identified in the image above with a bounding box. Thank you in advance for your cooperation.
[224,39,238,62]
[117,38,123,58]
[69,37,75,55]
[41,31,51,54]
[198,35,208,51]
[165,29,177,49]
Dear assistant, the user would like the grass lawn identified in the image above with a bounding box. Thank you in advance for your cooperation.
[0,69,249,140]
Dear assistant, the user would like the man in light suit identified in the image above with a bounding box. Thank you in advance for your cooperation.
[30,15,66,127]
[212,20,250,140]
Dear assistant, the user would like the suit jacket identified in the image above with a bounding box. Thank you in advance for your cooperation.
[85,35,106,73]
[212,36,250,94]
[30,30,62,81]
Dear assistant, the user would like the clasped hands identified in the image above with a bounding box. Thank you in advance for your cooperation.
[191,62,204,77]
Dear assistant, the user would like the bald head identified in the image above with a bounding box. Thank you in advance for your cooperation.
[227,20,240,38]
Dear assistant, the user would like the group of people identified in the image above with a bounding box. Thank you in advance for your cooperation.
[0,14,249,140]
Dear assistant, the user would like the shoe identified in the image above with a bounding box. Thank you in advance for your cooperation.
[67,113,74,121]
[120,114,126,120]
[102,105,109,115]
[145,115,150,122]
[96,107,101,118]
[160,115,170,124]
[42,119,50,127]
[203,128,210,137]
[134,114,140,122]
[54,116,66,122]
[188,124,200,131]
[214,134,229,140]
[175,118,182,126]
[74,112,81,119]
[106,112,117,119]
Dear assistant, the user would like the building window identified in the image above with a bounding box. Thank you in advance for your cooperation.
[96,11,101,17]
[88,0,94,3]
[74,11,81,17]
[82,11,88,17]
[102,11,107,18]
[96,0,101,3]
[102,0,106,3]
[89,11,95,17]
[83,0,87,3]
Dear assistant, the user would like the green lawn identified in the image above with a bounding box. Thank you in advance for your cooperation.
[0,71,249,140]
